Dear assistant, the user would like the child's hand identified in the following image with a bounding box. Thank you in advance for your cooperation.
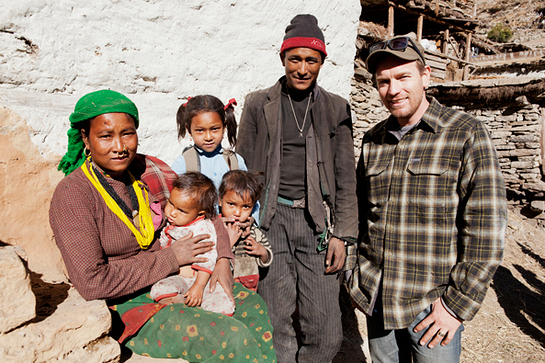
[157,295,185,305]
[222,219,243,248]
[236,216,254,238]
[183,285,204,307]
[244,236,268,262]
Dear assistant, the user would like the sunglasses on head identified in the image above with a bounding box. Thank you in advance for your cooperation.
[369,36,425,64]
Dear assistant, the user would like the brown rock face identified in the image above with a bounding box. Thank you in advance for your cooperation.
[0,246,36,333]
[0,107,66,282]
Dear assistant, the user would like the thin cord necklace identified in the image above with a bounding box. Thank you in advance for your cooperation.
[287,90,312,138]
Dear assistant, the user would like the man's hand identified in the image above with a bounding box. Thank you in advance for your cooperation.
[414,298,463,348]
[210,258,235,303]
[170,232,214,266]
[325,237,346,274]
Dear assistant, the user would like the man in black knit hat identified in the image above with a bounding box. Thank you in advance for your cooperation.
[237,14,358,362]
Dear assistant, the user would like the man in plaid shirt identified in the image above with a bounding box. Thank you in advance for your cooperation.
[348,33,507,362]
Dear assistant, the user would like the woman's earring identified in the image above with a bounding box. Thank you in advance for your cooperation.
[84,148,91,157]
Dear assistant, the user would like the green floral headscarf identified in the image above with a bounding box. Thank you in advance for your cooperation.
[58,90,140,175]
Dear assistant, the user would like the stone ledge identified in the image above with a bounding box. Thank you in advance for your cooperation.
[0,245,120,363]
[0,246,35,333]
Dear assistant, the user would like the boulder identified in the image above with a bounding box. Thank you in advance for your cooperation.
[0,246,36,333]
[0,245,120,363]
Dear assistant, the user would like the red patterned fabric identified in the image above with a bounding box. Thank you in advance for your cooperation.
[115,302,166,343]
[234,274,259,292]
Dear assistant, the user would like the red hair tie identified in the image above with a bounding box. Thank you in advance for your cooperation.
[182,96,193,108]
[224,98,237,111]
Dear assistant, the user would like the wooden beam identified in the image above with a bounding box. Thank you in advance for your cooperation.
[442,28,449,54]
[424,49,478,67]
[541,108,545,175]
[388,1,471,35]
[417,15,423,41]
[465,32,472,62]
[388,6,394,37]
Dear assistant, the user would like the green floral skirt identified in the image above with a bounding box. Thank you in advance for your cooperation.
[110,283,276,363]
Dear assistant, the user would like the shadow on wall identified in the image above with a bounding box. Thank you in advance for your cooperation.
[493,250,545,347]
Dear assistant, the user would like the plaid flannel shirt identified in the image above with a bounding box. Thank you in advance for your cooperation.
[347,97,506,329]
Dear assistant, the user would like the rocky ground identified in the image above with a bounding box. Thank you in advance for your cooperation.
[475,0,545,46]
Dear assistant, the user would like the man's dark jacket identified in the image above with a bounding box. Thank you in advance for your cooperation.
[237,77,358,241]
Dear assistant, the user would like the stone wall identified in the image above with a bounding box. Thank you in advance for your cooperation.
[467,105,544,198]
[0,0,359,164]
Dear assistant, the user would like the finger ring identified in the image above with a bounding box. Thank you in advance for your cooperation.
[437,331,445,337]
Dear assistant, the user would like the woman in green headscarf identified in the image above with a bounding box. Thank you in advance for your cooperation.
[49,90,276,362]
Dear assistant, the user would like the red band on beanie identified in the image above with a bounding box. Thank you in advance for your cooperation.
[280,37,327,56]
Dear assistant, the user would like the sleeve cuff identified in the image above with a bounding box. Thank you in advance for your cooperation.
[257,249,273,268]
[333,235,357,246]
[161,247,182,275]
[443,285,481,321]
[440,297,461,320]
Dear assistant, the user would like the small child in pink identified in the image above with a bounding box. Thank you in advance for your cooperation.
[150,172,234,316]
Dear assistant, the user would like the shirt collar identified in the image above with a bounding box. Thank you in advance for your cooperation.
[384,96,442,135]
[279,76,319,102]
[194,144,223,157]
[419,96,444,134]
[180,214,206,227]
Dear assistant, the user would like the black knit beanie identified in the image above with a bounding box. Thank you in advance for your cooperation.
[281,14,327,57]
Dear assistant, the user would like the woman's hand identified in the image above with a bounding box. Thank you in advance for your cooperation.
[244,236,268,263]
[210,258,235,303]
[170,232,214,266]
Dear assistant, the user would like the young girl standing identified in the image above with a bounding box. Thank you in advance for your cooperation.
[171,95,247,189]
[219,170,273,292]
